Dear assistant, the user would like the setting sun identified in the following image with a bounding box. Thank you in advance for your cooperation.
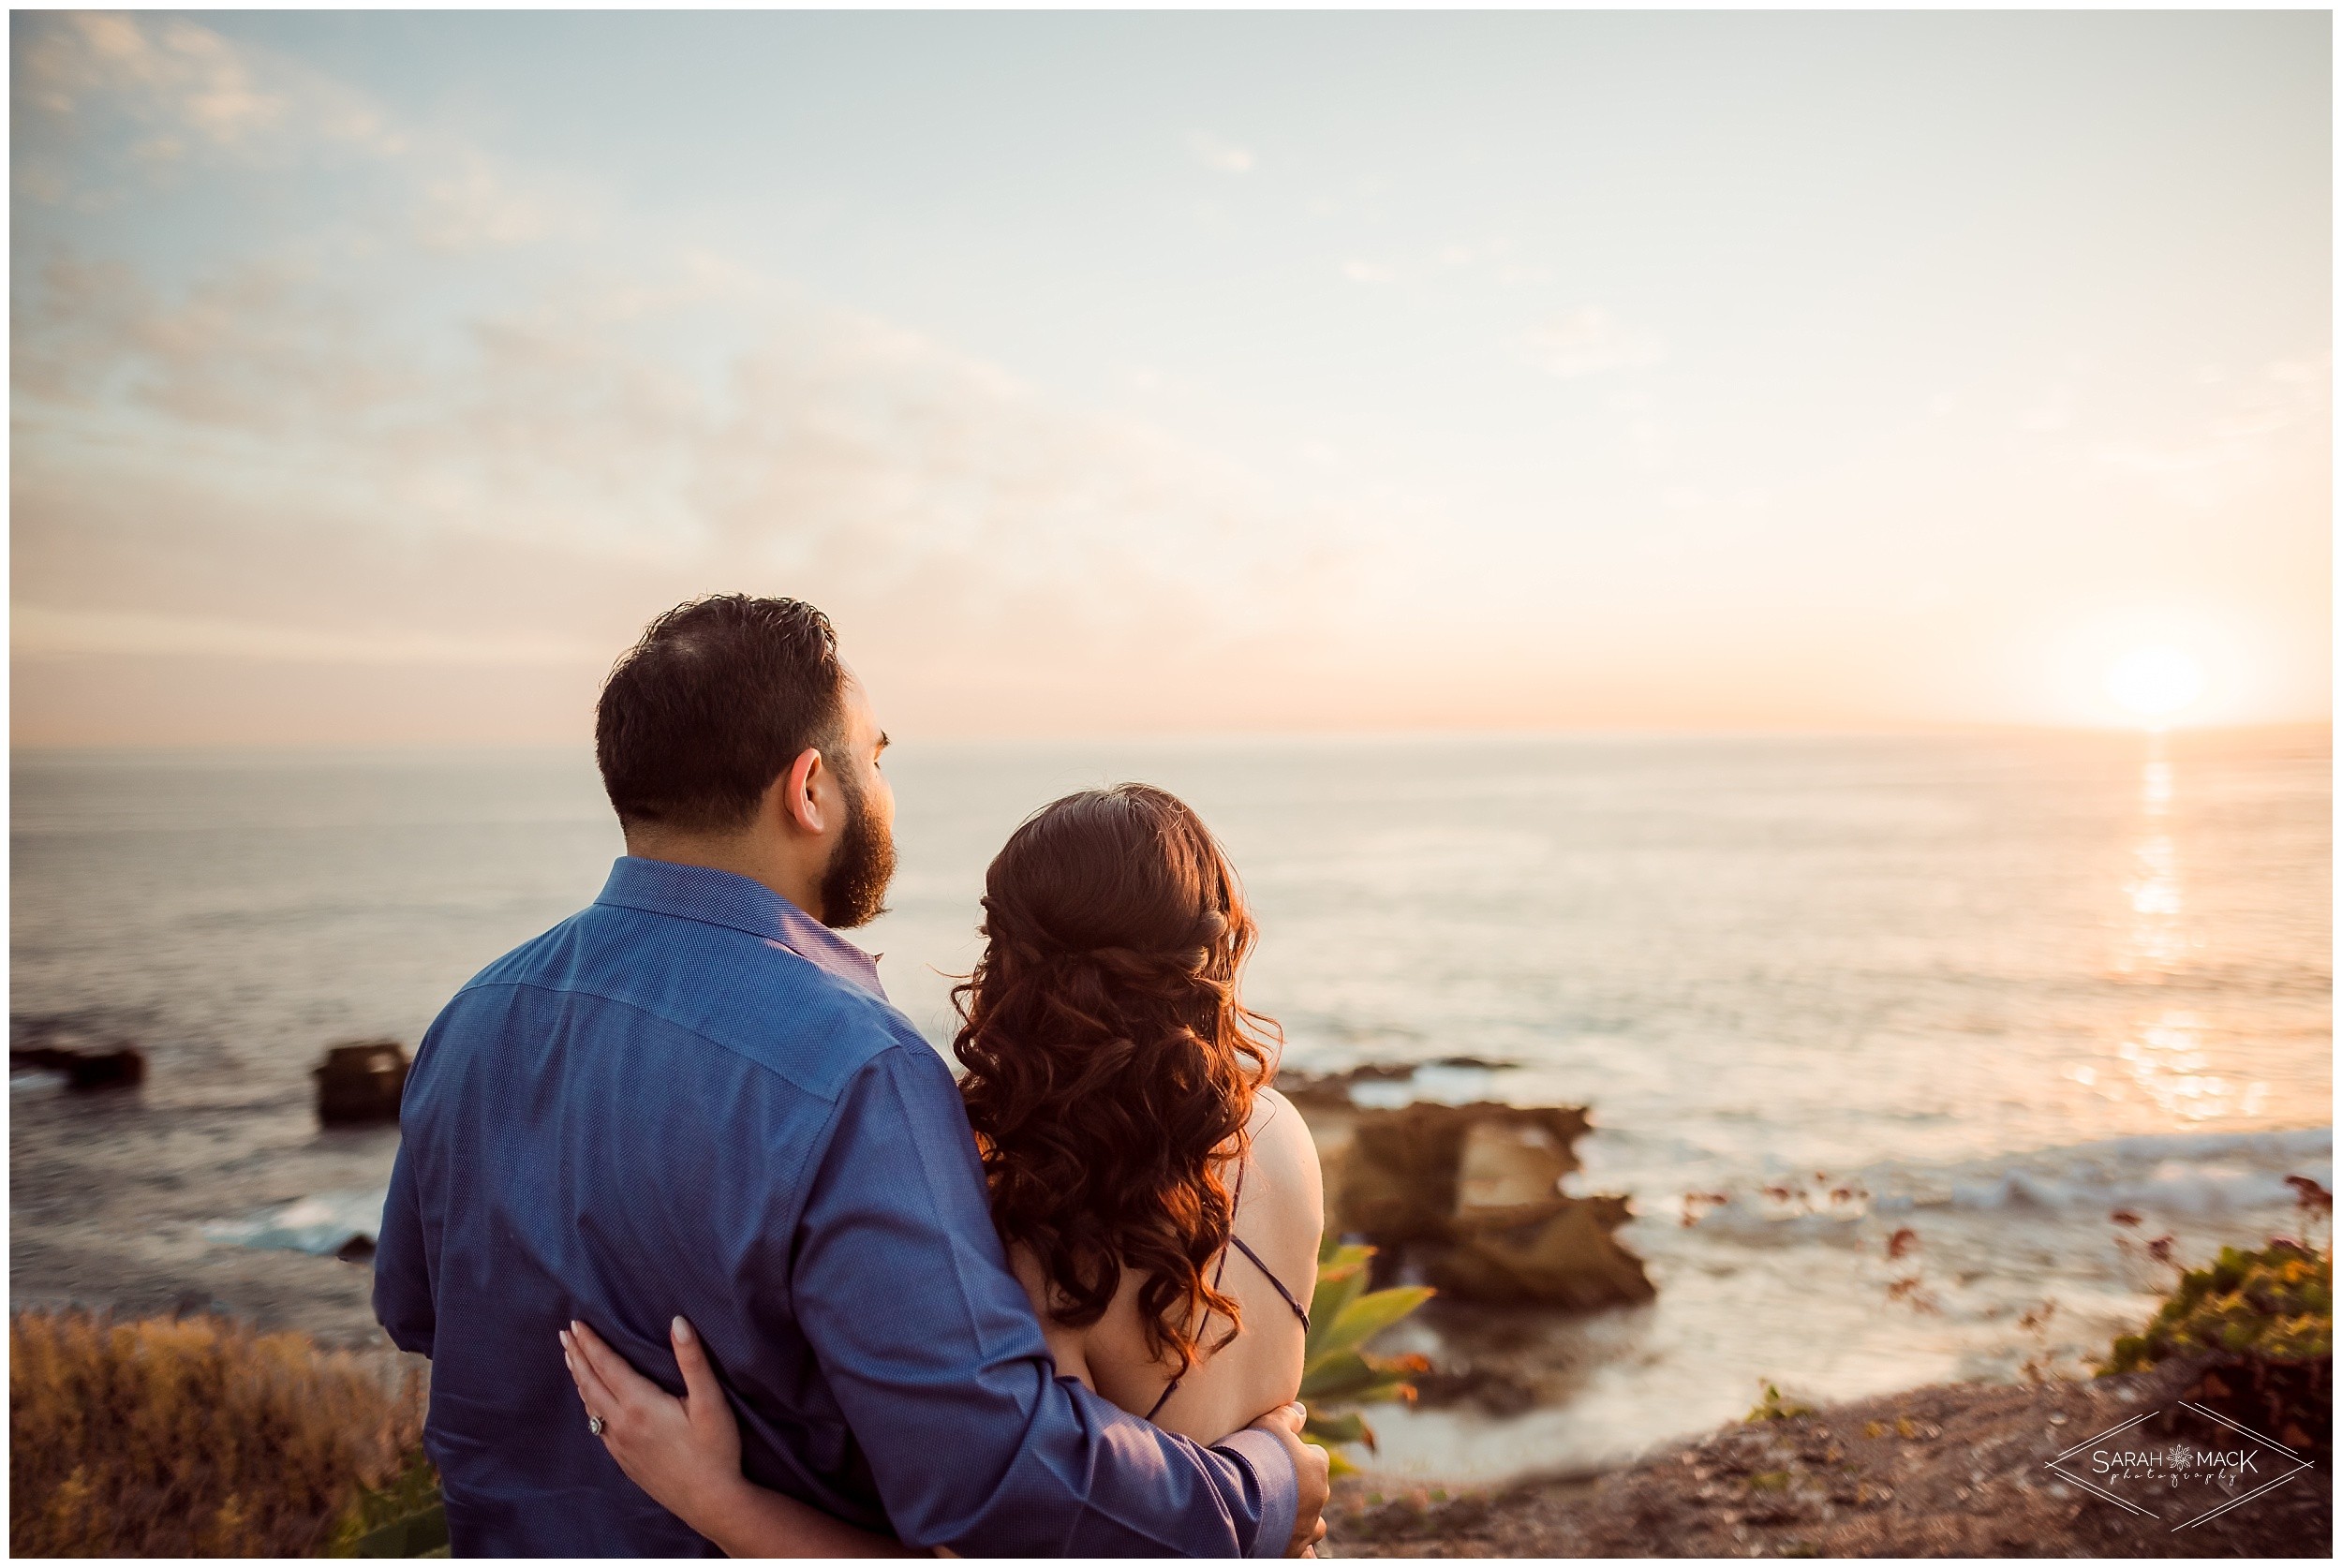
[2106,645,2208,722]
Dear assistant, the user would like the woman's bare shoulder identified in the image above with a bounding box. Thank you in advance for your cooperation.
[1249,1084,1322,1170]
[1238,1085,1325,1260]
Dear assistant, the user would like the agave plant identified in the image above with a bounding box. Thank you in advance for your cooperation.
[330,1450,446,1558]
[1300,1235,1435,1473]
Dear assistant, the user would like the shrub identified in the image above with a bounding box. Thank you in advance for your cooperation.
[1300,1237,1433,1474]
[2101,1241,2332,1374]
[10,1309,424,1557]
[2099,1239,2332,1455]
[1745,1383,1814,1423]
[325,1448,446,1558]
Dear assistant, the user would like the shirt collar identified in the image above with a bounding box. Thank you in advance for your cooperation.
[593,856,887,1000]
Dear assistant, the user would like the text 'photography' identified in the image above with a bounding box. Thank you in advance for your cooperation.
[9,9,2333,1561]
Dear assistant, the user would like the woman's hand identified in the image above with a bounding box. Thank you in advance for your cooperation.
[562,1315,748,1537]
[562,1317,919,1556]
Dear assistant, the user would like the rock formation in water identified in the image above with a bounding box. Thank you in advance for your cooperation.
[10,1042,147,1090]
[315,1041,410,1127]
[1281,1065,1654,1310]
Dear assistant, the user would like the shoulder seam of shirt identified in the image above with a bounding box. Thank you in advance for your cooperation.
[586,899,852,966]
[451,975,918,1104]
[588,899,882,999]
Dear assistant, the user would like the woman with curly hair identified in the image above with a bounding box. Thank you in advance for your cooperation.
[560,784,1326,1554]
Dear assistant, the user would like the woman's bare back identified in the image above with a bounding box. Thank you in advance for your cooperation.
[1008,1085,1325,1444]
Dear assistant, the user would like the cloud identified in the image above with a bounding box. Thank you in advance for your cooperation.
[1519,309,1664,378]
[13,10,578,260]
[1341,259,1396,285]
[11,16,1375,742]
[11,605,601,667]
[2021,381,2077,432]
[15,11,403,171]
[2089,357,2329,506]
[413,152,570,253]
[1186,130,1255,174]
[20,247,1352,628]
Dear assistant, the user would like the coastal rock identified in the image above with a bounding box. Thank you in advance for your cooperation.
[10,1044,147,1091]
[1282,1074,1654,1311]
[1437,1195,1657,1310]
[1341,1102,1592,1241]
[314,1041,409,1127]
[1277,1058,1523,1117]
[1278,1062,1418,1115]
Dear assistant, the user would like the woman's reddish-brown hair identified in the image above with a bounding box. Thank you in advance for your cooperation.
[952,783,1280,1379]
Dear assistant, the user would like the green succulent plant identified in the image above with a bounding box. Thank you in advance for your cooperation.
[1299,1235,1435,1474]
[329,1451,446,1558]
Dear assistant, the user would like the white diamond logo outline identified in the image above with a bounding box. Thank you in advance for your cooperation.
[2042,1398,2318,1531]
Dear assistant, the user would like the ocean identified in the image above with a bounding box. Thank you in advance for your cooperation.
[10,727,2331,1480]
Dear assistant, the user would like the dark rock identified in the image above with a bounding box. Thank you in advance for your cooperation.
[1301,1096,1655,1310]
[2143,1354,2331,1460]
[1434,1195,1658,1309]
[334,1234,378,1264]
[10,1044,147,1091]
[1276,1058,1525,1113]
[1411,1363,1544,1416]
[1343,1102,1592,1240]
[314,1040,410,1127]
[1277,1062,1418,1113]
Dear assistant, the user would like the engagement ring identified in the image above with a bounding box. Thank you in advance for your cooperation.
[588,1415,605,1437]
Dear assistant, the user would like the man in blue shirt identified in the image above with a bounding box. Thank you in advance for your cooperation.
[374,596,1327,1556]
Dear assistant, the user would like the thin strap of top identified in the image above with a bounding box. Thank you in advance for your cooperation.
[1144,1161,1311,1422]
[1228,1235,1312,1331]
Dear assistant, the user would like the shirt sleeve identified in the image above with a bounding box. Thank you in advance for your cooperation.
[373,1131,437,1358]
[787,1042,1298,1557]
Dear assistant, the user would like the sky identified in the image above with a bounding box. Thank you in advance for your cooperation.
[10,10,2332,746]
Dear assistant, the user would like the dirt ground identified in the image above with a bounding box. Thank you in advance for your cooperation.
[1330,1355,2332,1558]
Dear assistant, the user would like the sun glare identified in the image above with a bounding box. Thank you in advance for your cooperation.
[2105,645,2206,723]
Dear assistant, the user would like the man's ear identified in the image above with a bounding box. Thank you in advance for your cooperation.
[775,747,826,836]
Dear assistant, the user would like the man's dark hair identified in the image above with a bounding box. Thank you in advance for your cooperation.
[596,595,847,834]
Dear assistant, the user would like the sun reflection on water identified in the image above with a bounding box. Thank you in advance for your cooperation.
[2119,735,2188,972]
[2100,733,2264,1123]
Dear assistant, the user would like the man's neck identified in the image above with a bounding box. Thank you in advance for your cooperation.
[621,830,826,925]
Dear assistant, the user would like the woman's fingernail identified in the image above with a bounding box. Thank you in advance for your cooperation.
[672,1316,693,1345]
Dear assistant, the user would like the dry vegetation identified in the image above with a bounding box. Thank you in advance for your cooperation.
[10,1309,423,1557]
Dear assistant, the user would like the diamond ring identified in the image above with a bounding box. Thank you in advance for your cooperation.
[588,1415,605,1437]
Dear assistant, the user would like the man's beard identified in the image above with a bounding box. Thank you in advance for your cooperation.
[819,765,897,930]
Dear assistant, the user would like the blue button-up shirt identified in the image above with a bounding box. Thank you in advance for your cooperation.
[375,856,1297,1557]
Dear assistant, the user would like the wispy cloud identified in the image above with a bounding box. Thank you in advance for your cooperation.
[1341,259,1396,285]
[11,605,602,666]
[16,11,404,168]
[1186,130,1254,174]
[2020,381,2077,433]
[12,15,1368,741]
[1519,309,1664,378]
[2088,357,2329,506]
